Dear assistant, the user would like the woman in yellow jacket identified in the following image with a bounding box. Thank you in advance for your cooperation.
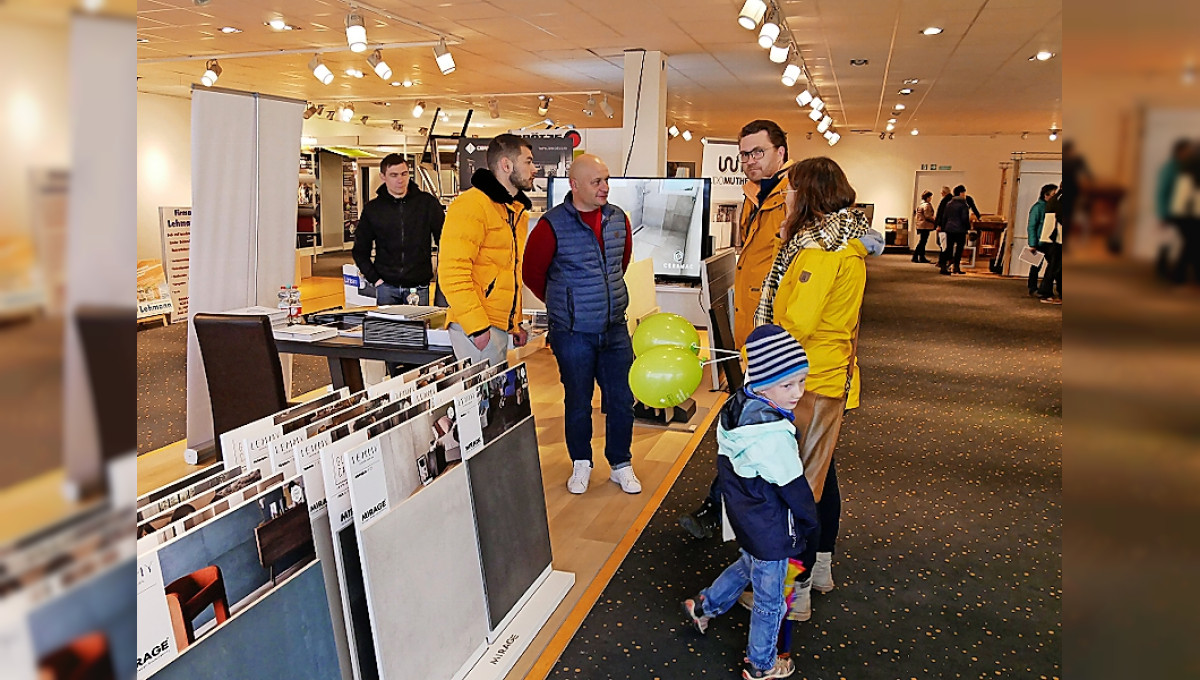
[753,156,874,616]
[438,135,535,367]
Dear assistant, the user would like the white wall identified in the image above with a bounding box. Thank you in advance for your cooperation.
[798,133,1060,230]
[137,92,192,259]
[0,17,71,238]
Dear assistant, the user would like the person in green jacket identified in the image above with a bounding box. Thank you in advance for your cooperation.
[1026,184,1057,296]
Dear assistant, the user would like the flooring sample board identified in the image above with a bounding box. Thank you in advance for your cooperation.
[218,388,347,468]
[10,553,137,680]
[465,416,552,634]
[136,477,312,678]
[136,463,223,511]
[356,464,488,680]
[148,562,339,680]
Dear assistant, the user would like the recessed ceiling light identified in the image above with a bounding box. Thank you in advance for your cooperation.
[899,88,913,95]
[219,26,241,34]
[402,79,414,87]
[911,128,919,135]
[390,81,402,87]
[886,123,895,131]
[137,37,149,43]
[921,26,943,35]
[888,118,897,124]
[345,68,363,78]
[850,58,869,67]
[1030,50,1056,61]
[267,17,288,31]
[903,78,920,85]
[894,103,906,110]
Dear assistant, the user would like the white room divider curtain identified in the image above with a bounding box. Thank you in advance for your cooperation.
[185,88,303,454]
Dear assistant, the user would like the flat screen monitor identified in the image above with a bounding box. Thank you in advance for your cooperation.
[547,177,712,282]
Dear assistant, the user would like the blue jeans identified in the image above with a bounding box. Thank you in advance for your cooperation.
[547,325,634,468]
[699,549,788,671]
[376,283,429,306]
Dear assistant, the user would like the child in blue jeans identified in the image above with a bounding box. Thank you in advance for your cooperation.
[682,324,819,679]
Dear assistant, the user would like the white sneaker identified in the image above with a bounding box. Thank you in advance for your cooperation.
[609,466,642,494]
[566,461,592,494]
[786,579,811,622]
[811,552,835,593]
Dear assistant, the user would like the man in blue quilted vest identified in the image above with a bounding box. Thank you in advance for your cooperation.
[523,154,641,495]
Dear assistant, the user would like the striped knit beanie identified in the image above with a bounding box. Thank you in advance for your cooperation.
[744,324,809,392]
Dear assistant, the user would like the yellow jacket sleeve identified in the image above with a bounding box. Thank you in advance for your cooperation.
[438,197,491,335]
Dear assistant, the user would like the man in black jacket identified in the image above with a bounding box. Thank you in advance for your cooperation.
[938,185,979,275]
[353,154,445,305]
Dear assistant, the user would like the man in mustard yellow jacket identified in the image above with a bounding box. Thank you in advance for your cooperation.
[733,120,794,347]
[438,134,536,367]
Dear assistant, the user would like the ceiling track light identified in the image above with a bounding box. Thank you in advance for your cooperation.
[537,95,551,116]
[599,94,615,118]
[345,9,367,53]
[810,96,825,112]
[781,62,802,87]
[412,100,425,117]
[796,89,814,107]
[338,102,355,122]
[758,9,780,48]
[434,38,456,75]
[809,108,822,122]
[668,124,680,138]
[1048,126,1061,141]
[367,49,392,80]
[681,130,693,141]
[817,115,833,133]
[302,102,319,119]
[200,58,221,87]
[769,42,790,64]
[583,94,596,117]
[738,0,768,29]
[488,98,500,119]
[309,55,334,84]
[828,132,841,146]
[391,120,403,132]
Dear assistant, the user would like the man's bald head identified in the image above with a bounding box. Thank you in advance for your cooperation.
[569,154,611,212]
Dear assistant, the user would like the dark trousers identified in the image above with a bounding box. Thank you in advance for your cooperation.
[939,232,967,270]
[798,457,841,570]
[1172,221,1200,284]
[912,229,932,260]
[1037,243,1063,298]
[1027,262,1042,292]
[548,325,635,468]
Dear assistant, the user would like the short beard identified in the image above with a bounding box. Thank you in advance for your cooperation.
[508,169,534,192]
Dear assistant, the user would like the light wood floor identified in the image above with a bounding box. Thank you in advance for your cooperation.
[130,274,727,679]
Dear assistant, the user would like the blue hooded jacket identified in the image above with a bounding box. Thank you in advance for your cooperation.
[716,388,819,561]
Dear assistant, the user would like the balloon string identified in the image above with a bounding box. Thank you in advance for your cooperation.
[702,355,742,367]
[706,348,742,356]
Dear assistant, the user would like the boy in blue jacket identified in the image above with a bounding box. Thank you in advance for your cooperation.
[682,324,819,680]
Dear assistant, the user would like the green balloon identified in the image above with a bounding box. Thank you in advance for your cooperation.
[632,313,701,357]
[629,346,704,408]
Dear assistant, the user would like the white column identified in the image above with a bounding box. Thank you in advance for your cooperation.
[63,14,134,499]
[620,50,668,176]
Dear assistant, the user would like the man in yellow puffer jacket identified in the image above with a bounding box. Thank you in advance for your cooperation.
[438,134,536,367]
[734,120,794,347]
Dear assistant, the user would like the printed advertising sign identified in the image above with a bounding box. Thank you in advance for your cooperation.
[157,207,191,322]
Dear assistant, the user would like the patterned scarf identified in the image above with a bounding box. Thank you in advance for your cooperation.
[753,208,871,327]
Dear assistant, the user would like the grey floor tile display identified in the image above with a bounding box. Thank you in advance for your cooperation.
[465,416,552,632]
